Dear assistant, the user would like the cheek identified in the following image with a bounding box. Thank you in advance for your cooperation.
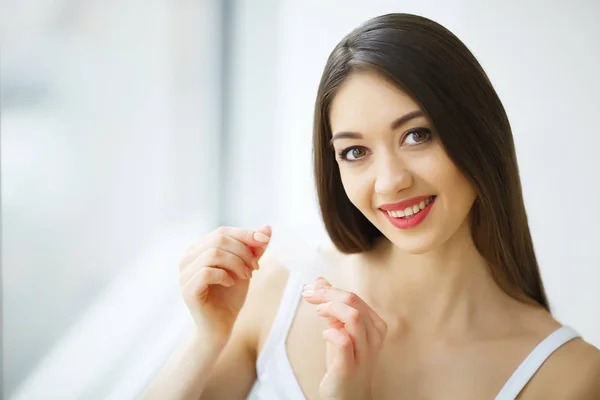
[419,145,476,218]
[436,158,477,213]
[339,168,370,208]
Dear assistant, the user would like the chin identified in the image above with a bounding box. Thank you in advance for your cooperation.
[389,234,440,255]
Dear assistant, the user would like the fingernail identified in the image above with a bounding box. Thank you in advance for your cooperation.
[301,289,315,298]
[303,284,315,291]
[316,301,332,311]
[246,269,252,279]
[253,232,270,243]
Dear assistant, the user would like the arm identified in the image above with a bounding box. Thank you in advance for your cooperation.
[569,346,600,399]
[199,252,290,399]
[138,226,274,400]
[522,338,600,399]
[140,249,289,400]
[138,331,228,400]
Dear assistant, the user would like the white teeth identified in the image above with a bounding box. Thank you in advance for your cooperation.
[387,210,405,218]
[385,196,435,219]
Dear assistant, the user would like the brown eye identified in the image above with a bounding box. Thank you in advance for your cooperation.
[340,146,368,161]
[412,131,426,142]
[402,128,431,146]
[349,148,367,159]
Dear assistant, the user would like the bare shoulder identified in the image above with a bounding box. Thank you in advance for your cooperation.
[316,241,343,261]
[523,334,600,399]
[237,250,291,357]
[244,240,347,350]
[249,251,291,301]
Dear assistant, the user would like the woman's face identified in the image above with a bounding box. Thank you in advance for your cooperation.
[329,71,477,254]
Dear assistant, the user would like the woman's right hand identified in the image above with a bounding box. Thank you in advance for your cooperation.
[178,225,272,345]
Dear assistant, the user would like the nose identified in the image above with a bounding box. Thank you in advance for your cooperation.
[373,153,412,196]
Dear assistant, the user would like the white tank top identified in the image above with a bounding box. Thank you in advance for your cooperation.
[247,236,580,400]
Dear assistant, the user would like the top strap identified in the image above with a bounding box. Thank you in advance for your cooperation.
[255,270,305,375]
[495,325,580,400]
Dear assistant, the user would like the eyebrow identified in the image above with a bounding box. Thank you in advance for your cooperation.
[329,110,425,146]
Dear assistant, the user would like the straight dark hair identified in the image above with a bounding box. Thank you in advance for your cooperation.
[313,13,549,311]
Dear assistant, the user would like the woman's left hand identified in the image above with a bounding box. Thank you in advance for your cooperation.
[301,277,388,400]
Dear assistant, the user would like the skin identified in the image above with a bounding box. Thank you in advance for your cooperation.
[143,71,600,399]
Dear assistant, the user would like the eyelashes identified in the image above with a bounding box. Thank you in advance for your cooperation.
[402,128,432,146]
[338,146,368,162]
[337,128,433,162]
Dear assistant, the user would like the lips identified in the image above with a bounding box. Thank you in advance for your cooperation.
[379,195,435,211]
[382,196,435,218]
[380,195,437,230]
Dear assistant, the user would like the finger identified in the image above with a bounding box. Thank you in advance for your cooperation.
[181,247,251,285]
[324,315,345,330]
[302,276,332,292]
[362,311,386,349]
[216,226,272,250]
[210,233,260,270]
[304,286,383,347]
[316,301,369,360]
[323,315,383,356]
[181,266,235,304]
[323,328,355,374]
[302,286,372,314]
[315,276,332,288]
[310,277,341,329]
[370,312,388,342]
[180,230,264,271]
[251,225,272,260]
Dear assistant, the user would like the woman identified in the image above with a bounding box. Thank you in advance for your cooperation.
[141,13,600,399]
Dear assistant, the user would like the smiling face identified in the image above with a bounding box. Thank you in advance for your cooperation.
[329,71,477,254]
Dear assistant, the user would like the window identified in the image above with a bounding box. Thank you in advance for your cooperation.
[2,1,223,398]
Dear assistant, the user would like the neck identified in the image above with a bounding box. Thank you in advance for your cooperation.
[348,222,512,337]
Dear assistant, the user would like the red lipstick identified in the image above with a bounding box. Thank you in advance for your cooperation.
[379,195,433,211]
[379,195,436,230]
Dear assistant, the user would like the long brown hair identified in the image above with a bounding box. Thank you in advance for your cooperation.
[313,13,549,310]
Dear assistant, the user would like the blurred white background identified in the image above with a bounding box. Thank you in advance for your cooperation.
[1,0,599,399]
